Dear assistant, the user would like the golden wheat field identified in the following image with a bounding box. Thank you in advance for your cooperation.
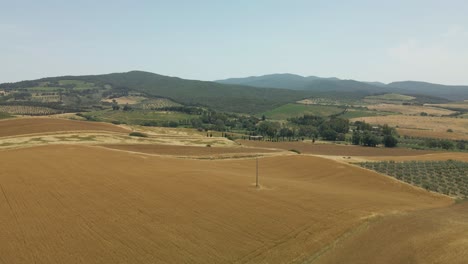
[0,118,466,263]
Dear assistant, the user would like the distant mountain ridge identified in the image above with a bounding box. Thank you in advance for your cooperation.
[217,73,342,90]
[387,81,468,101]
[216,74,468,101]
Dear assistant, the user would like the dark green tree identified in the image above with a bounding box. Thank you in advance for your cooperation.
[383,135,398,148]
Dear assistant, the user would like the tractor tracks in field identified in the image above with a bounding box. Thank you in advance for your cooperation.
[0,183,31,260]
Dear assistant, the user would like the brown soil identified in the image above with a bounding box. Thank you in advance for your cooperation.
[0,118,129,137]
[100,144,282,157]
[0,145,451,264]
[238,140,435,156]
[315,202,468,264]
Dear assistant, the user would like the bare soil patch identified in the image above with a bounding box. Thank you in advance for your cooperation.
[0,145,451,263]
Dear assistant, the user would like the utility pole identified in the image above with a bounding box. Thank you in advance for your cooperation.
[256,157,259,188]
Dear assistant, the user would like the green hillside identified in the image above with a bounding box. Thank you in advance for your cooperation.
[0,71,313,114]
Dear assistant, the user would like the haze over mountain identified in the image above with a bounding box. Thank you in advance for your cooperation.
[3,71,467,116]
[217,74,468,101]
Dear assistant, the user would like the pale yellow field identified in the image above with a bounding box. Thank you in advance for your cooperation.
[426,102,468,110]
[352,115,468,140]
[367,103,456,116]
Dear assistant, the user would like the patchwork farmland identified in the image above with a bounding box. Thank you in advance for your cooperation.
[0,117,466,263]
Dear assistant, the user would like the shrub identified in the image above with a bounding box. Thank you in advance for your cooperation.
[289,149,301,154]
[129,132,148,137]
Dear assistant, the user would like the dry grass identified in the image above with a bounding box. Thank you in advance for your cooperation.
[367,103,456,116]
[426,102,468,110]
[397,128,468,140]
[0,145,452,264]
[352,115,468,140]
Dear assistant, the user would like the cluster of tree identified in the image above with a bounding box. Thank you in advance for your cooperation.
[137,109,260,132]
[102,86,130,98]
[288,115,349,141]
[248,115,350,142]
[351,122,398,147]
[193,111,259,132]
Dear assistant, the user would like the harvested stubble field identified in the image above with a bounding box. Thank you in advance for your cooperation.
[0,144,454,264]
[352,115,468,140]
[366,103,456,116]
[0,118,129,137]
[101,144,282,157]
[238,140,435,156]
[426,102,468,110]
[396,127,468,140]
[315,202,468,264]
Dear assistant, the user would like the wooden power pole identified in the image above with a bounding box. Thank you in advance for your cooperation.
[256,157,259,188]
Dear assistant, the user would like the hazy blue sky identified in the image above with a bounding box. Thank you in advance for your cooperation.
[1,0,468,84]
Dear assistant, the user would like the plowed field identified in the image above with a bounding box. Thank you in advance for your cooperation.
[315,202,468,264]
[0,118,129,137]
[100,144,281,157]
[0,145,452,263]
[238,140,434,156]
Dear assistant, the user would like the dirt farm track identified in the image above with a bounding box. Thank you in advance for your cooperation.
[0,118,467,263]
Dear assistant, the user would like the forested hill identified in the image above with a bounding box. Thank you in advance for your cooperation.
[0,71,314,113]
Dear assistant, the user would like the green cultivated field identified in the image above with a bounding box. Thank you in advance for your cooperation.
[358,160,468,198]
[262,103,343,120]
